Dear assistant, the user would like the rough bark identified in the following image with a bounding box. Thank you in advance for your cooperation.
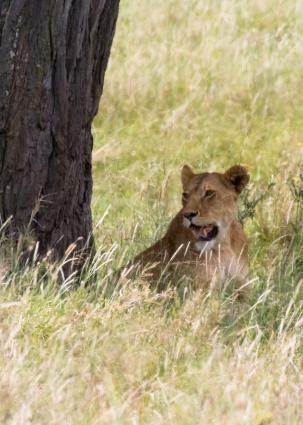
[0,0,119,264]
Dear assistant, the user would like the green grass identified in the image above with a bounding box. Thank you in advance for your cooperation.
[1,0,303,423]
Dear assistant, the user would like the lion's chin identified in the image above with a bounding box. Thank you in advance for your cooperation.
[194,238,218,254]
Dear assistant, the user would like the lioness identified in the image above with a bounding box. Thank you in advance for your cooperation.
[126,164,250,299]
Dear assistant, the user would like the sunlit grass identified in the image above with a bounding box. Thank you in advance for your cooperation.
[1,0,303,423]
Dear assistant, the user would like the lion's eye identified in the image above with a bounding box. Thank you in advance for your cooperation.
[204,190,215,199]
[182,192,189,200]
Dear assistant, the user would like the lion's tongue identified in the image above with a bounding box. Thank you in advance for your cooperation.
[200,224,214,238]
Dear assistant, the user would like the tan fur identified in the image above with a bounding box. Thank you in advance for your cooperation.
[129,165,250,299]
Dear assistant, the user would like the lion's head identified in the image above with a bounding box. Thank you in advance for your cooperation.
[181,164,249,251]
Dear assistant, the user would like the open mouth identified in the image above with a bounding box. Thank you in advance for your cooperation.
[189,223,219,242]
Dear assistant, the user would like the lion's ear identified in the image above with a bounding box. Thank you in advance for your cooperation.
[181,165,194,189]
[224,165,249,193]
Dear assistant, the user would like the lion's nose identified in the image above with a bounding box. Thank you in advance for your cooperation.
[183,211,198,220]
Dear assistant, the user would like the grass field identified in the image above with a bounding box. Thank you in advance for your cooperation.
[1,0,303,423]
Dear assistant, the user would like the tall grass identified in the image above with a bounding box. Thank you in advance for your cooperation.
[1,0,303,423]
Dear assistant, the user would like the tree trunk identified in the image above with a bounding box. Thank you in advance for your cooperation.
[0,0,119,265]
